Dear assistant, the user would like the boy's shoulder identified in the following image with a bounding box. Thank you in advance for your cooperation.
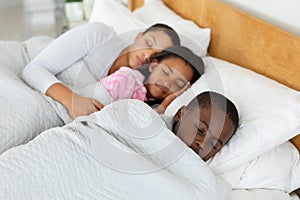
[160,114,173,130]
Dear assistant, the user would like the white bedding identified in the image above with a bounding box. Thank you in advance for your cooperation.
[230,189,299,200]
[0,36,298,199]
[0,37,63,154]
[0,100,231,200]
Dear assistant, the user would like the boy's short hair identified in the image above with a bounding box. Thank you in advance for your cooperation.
[150,45,204,84]
[187,91,239,134]
[143,23,181,46]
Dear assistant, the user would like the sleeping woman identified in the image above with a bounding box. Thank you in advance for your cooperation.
[22,22,181,120]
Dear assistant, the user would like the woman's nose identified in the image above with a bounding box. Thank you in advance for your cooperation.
[143,49,154,62]
[143,53,150,62]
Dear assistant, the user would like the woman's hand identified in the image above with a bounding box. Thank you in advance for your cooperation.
[155,82,190,114]
[46,83,103,120]
[68,94,104,119]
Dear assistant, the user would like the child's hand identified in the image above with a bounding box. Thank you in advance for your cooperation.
[155,82,190,114]
[68,94,104,119]
[165,82,191,102]
[173,82,191,97]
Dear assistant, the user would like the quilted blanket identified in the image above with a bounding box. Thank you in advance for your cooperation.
[0,100,231,200]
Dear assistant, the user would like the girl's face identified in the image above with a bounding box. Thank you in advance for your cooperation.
[144,57,194,100]
[126,31,173,69]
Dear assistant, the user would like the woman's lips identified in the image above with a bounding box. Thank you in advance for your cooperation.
[136,56,144,65]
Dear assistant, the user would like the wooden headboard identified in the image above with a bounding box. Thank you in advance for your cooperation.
[128,0,300,151]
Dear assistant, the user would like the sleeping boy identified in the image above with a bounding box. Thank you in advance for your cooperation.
[163,91,239,161]
[75,90,239,162]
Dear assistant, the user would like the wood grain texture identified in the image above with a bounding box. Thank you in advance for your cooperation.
[130,0,300,151]
[127,0,144,11]
[163,0,300,91]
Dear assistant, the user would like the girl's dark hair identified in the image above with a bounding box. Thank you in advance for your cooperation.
[136,45,205,108]
[150,45,204,84]
[143,23,181,46]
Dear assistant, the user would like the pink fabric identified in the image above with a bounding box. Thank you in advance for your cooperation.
[99,67,147,101]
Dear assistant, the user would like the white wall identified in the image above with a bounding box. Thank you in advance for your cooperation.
[221,0,300,37]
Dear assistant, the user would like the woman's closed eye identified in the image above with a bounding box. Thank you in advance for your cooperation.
[146,39,153,48]
[161,69,169,76]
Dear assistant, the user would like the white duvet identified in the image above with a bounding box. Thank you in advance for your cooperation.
[0,37,63,154]
[0,100,230,200]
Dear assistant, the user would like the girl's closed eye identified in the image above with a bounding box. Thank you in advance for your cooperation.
[175,80,185,90]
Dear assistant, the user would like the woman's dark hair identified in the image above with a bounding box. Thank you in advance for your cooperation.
[143,23,181,46]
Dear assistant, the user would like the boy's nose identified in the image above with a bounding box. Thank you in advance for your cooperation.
[195,140,204,149]
[194,134,206,149]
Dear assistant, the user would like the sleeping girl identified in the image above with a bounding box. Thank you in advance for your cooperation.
[78,45,204,115]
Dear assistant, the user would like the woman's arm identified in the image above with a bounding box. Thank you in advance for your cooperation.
[46,83,103,119]
[22,23,114,118]
[22,23,114,93]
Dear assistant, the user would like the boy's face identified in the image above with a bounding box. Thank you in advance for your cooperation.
[172,106,235,161]
[144,57,193,100]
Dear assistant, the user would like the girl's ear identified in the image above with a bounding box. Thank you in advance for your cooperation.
[134,32,143,42]
[173,106,187,122]
[149,59,159,72]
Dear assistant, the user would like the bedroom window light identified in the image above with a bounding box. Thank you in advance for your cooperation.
[65,0,84,22]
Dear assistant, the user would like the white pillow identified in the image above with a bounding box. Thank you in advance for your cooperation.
[236,141,300,193]
[90,0,210,57]
[89,0,146,34]
[219,141,299,192]
[132,0,211,57]
[165,56,300,174]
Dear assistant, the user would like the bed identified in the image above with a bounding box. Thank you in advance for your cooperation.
[126,0,300,198]
[0,0,299,199]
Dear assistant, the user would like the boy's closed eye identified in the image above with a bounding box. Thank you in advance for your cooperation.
[194,124,206,136]
[209,139,222,150]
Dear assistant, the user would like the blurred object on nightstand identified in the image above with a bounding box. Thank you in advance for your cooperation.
[64,0,94,29]
[83,0,94,20]
[24,0,68,38]
[65,1,83,22]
